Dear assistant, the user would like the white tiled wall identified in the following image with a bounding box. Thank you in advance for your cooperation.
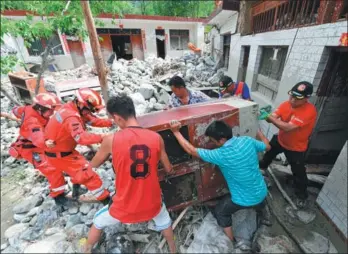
[227,21,347,138]
[316,142,348,239]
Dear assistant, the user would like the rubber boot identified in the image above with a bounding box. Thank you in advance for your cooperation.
[101,196,111,206]
[72,184,88,200]
[54,193,78,208]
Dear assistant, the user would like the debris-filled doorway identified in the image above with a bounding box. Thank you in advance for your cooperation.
[156,29,166,59]
[111,35,133,60]
[306,47,348,164]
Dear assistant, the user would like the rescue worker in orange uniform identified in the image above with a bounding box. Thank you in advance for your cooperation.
[9,93,64,198]
[44,88,112,206]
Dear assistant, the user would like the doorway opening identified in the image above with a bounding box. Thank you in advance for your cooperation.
[156,29,166,59]
[306,47,348,164]
[111,35,133,60]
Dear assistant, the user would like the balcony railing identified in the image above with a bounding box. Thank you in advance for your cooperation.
[251,0,345,34]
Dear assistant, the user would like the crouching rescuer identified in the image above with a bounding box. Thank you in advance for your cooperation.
[44,88,111,206]
[84,95,176,253]
[9,93,63,198]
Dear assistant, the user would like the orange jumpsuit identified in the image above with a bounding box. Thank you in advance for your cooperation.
[44,102,111,201]
[10,106,65,197]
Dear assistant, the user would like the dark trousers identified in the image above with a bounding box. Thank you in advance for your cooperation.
[212,195,266,228]
[259,135,308,200]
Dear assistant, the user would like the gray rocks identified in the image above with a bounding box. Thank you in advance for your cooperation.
[35,207,59,229]
[27,207,40,217]
[80,203,93,215]
[66,224,89,239]
[23,233,67,253]
[29,215,38,226]
[68,206,79,214]
[13,195,43,214]
[4,223,29,239]
[20,227,43,241]
[155,89,171,104]
[139,83,155,99]
[187,212,233,253]
[45,227,62,236]
[256,235,295,253]
[297,230,338,253]
[13,212,29,223]
[106,235,134,254]
[65,214,82,229]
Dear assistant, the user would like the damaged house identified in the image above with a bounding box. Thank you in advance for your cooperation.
[206,0,348,241]
[2,10,205,70]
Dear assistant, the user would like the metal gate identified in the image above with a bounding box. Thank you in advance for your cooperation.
[306,47,348,164]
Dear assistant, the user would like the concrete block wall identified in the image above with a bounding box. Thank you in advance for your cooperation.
[227,20,347,139]
[316,141,348,239]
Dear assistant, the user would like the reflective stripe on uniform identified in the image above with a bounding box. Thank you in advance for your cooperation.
[52,185,65,192]
[91,185,105,198]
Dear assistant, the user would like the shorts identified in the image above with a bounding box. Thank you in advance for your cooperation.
[93,203,172,231]
[212,195,266,228]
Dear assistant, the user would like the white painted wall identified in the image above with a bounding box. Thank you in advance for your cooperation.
[220,12,238,35]
[3,15,204,70]
[94,18,201,59]
[227,21,348,139]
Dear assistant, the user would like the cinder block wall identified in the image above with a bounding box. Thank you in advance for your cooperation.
[316,142,348,239]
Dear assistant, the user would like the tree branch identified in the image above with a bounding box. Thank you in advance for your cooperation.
[35,0,71,95]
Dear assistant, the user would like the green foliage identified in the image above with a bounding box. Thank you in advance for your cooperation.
[1,55,19,75]
[205,25,212,34]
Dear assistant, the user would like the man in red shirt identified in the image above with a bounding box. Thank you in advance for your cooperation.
[84,95,176,253]
[44,88,112,206]
[259,81,317,208]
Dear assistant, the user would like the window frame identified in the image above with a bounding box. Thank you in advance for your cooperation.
[26,32,64,56]
[169,29,190,51]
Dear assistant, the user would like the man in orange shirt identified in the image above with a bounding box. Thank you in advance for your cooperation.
[84,95,176,253]
[259,81,317,208]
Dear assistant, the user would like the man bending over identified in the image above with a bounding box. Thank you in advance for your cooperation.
[170,120,270,244]
[84,95,176,253]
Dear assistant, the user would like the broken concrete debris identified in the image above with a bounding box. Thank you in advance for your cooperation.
[1,55,342,253]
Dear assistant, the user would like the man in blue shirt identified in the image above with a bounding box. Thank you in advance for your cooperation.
[168,76,211,108]
[219,75,251,100]
[169,120,270,243]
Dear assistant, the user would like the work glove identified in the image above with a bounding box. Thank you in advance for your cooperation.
[258,105,272,120]
[258,110,271,120]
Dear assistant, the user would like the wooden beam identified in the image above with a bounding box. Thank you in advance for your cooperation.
[80,0,109,103]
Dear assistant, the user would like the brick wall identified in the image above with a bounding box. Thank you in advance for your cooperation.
[227,20,347,138]
[316,141,348,239]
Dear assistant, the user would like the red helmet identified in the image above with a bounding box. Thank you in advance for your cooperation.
[33,93,61,109]
[76,88,104,112]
